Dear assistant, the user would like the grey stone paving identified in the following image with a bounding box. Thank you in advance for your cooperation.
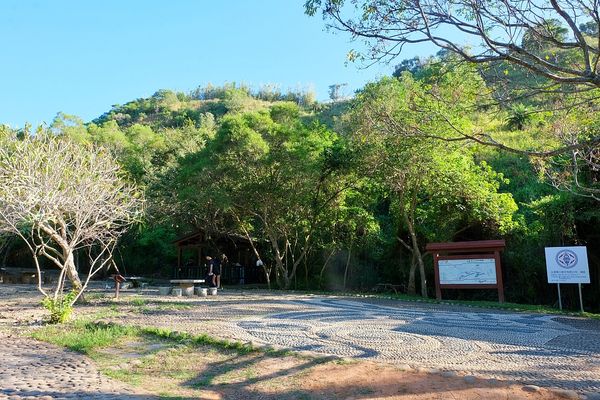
[0,332,155,400]
[96,291,600,392]
[1,285,599,395]
[229,297,600,391]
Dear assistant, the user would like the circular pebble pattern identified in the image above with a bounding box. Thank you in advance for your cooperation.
[90,290,600,392]
[1,285,599,394]
[233,297,600,391]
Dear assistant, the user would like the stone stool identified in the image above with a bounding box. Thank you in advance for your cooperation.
[195,287,208,297]
[158,286,171,295]
[171,288,183,297]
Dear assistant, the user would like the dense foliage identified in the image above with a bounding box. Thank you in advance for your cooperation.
[2,59,599,310]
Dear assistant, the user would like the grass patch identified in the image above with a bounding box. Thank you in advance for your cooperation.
[153,303,193,311]
[28,318,330,398]
[130,298,147,307]
[31,320,137,354]
[32,320,258,356]
[125,299,193,314]
[266,287,600,319]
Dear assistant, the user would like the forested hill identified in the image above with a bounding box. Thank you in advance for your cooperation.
[5,63,600,311]
[92,84,321,129]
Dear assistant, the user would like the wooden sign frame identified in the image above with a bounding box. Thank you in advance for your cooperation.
[425,240,505,303]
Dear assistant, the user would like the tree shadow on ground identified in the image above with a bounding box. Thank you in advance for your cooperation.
[173,356,565,400]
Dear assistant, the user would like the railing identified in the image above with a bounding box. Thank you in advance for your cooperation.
[171,264,265,284]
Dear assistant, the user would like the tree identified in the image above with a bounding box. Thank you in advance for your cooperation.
[306,0,600,198]
[0,133,142,321]
[306,0,600,88]
[328,83,348,101]
[346,76,517,296]
[171,108,354,289]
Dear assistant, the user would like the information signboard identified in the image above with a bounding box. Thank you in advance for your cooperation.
[427,240,505,302]
[545,246,590,284]
[438,258,497,285]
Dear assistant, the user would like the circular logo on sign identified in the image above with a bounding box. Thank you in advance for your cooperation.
[556,250,578,269]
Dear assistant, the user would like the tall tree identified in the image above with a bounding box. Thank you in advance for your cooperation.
[306,0,600,198]
[347,76,517,296]
[0,133,142,320]
[172,107,354,289]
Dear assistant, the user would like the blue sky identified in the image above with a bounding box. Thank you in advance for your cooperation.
[0,1,437,127]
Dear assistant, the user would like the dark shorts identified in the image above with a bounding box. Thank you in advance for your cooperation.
[213,268,221,276]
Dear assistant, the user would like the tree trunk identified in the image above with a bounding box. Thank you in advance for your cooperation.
[281,267,291,289]
[304,257,308,289]
[272,244,287,288]
[263,267,271,289]
[415,245,427,298]
[237,220,271,289]
[404,213,427,298]
[407,254,417,295]
[63,250,83,293]
[343,245,352,290]
[319,248,336,289]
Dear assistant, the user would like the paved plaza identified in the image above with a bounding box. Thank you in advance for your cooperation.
[100,291,600,393]
[1,285,600,396]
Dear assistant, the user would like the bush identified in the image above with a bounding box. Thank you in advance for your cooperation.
[42,291,78,324]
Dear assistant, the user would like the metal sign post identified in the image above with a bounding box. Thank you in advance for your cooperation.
[578,283,584,313]
[557,283,562,310]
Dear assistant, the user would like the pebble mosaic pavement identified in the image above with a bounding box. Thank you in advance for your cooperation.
[101,291,600,392]
[1,285,600,396]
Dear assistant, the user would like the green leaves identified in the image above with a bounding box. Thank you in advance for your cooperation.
[349,75,518,242]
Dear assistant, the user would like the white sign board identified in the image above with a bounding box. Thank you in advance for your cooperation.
[439,258,497,285]
[545,246,590,284]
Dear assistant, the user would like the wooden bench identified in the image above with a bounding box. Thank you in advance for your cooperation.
[374,283,405,294]
[169,279,205,296]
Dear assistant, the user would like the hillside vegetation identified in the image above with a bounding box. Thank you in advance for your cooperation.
[2,63,599,311]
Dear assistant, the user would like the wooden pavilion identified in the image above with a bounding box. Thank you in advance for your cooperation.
[172,230,264,284]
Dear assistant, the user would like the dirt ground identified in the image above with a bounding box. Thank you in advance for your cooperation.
[94,338,569,400]
[295,362,566,400]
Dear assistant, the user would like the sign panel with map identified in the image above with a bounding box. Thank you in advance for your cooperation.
[427,240,506,302]
[438,258,497,285]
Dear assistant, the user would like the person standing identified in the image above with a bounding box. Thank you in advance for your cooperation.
[206,255,221,288]
[205,256,215,287]
[218,253,228,289]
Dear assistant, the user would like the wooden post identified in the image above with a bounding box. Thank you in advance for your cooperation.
[433,252,442,300]
[494,250,505,303]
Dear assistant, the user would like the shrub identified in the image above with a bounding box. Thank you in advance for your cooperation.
[42,291,78,324]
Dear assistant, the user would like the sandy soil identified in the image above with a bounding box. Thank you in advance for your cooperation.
[296,362,565,400]
[96,338,568,400]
